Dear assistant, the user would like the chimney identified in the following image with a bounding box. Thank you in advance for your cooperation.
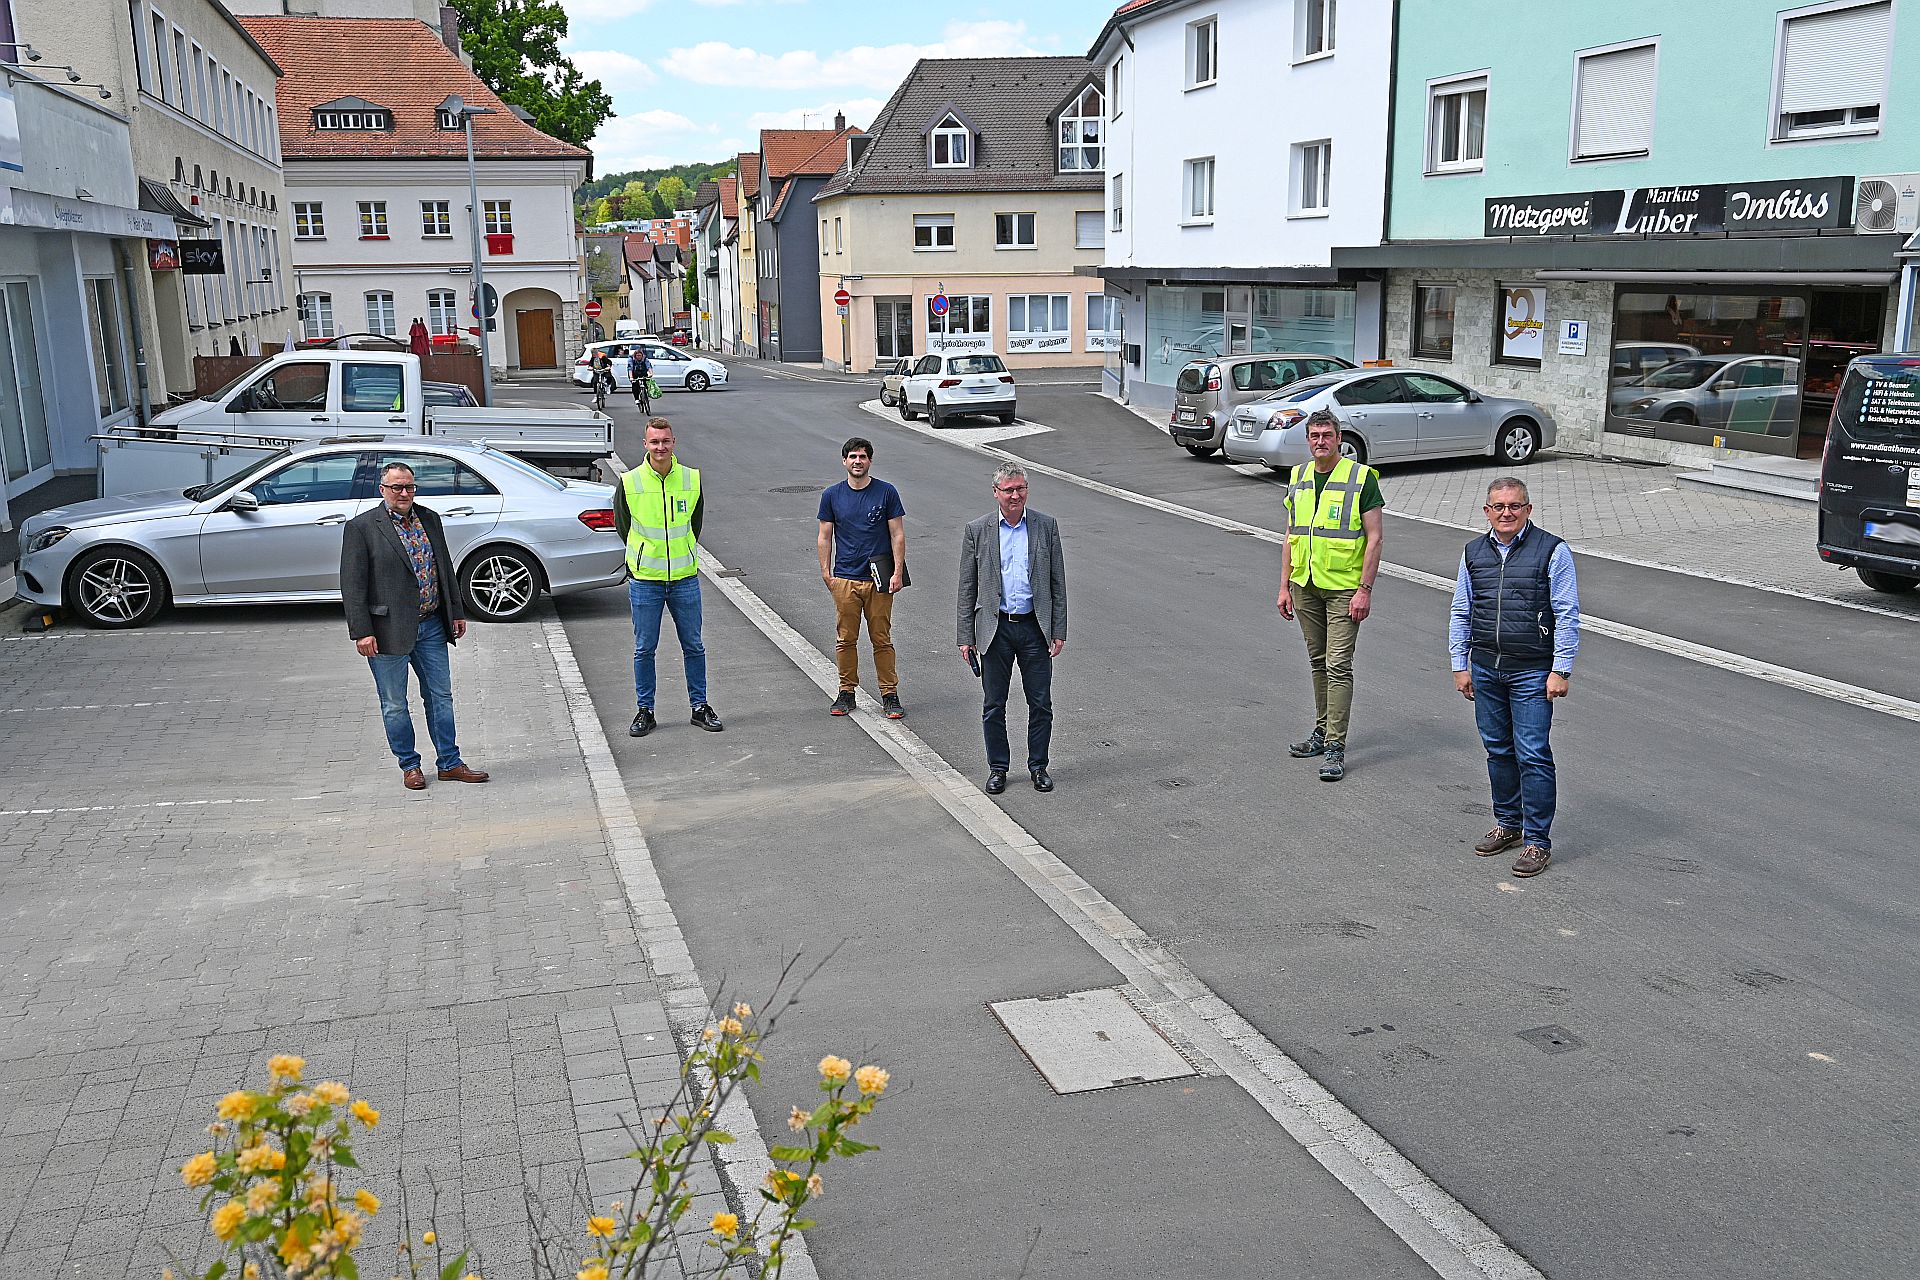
[834,110,846,132]
[439,6,465,59]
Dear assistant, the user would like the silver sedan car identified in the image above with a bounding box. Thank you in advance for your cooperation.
[14,437,626,628]
[1222,367,1556,470]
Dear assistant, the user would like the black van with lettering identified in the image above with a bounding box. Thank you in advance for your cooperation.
[1818,354,1920,594]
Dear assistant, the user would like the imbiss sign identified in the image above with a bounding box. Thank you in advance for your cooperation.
[1484,177,1852,238]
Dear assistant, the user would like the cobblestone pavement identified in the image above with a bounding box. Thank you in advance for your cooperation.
[0,609,728,1279]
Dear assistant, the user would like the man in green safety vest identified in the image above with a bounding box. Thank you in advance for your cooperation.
[615,418,724,737]
[1275,409,1385,782]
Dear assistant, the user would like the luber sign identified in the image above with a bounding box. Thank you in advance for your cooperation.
[1486,177,1852,238]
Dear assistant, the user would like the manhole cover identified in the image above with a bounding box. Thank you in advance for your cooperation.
[990,988,1196,1094]
[1516,1024,1585,1054]
[771,484,823,493]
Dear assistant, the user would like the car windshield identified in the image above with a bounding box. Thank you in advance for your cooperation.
[184,448,294,500]
[948,355,1006,374]
[1637,358,1726,390]
[1262,374,1347,403]
[482,448,566,490]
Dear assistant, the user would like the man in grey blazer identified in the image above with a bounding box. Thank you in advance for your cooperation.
[957,462,1067,794]
[340,461,490,790]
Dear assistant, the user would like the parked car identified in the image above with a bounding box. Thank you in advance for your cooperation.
[896,351,1016,426]
[572,340,729,392]
[1610,341,1699,383]
[670,330,691,346]
[422,380,479,407]
[1607,354,1801,430]
[1170,353,1358,455]
[13,438,626,629]
[874,357,912,406]
[1817,352,1920,594]
[1222,367,1555,469]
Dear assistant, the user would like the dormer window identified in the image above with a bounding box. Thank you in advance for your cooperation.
[930,115,970,168]
[436,109,463,130]
[1059,85,1104,171]
[312,98,392,131]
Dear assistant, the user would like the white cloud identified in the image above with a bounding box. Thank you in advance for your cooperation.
[567,49,659,89]
[562,0,656,24]
[661,20,1043,92]
[742,98,886,131]
[589,108,722,172]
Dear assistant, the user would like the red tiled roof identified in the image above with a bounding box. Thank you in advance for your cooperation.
[238,17,588,161]
[717,176,739,220]
[760,126,862,179]
[736,152,760,204]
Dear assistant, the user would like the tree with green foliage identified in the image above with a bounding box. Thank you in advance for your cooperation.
[684,269,698,311]
[654,175,691,214]
[589,196,613,223]
[621,183,658,220]
[448,0,611,148]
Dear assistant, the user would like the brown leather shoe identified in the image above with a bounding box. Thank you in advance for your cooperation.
[437,764,491,783]
[402,768,427,791]
[1512,845,1552,877]
[1475,826,1522,856]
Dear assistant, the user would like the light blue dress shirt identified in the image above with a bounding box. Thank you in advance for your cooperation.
[998,516,1032,613]
[1447,522,1581,673]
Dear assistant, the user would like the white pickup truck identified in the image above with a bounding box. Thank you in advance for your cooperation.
[98,349,613,497]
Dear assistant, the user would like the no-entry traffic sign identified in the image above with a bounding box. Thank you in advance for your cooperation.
[833,287,851,307]
[584,300,603,318]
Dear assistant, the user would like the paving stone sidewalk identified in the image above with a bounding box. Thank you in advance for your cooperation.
[0,609,730,1279]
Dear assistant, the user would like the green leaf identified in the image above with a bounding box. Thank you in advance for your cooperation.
[662,1133,686,1157]
[704,1131,736,1145]
[440,1251,470,1280]
[338,1254,360,1279]
[204,1263,228,1280]
[768,1146,810,1162]
[332,1148,358,1169]
[835,1138,878,1156]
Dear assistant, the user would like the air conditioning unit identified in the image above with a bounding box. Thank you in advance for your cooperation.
[1853,174,1920,234]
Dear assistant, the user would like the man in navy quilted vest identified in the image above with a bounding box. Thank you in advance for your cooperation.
[1448,477,1581,878]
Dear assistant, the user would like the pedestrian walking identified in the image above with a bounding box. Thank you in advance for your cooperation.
[958,463,1066,794]
[1450,477,1580,878]
[340,461,491,791]
[1275,409,1384,782]
[618,417,724,737]
[817,437,907,718]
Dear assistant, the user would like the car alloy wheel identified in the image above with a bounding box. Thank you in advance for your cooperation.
[926,395,942,428]
[1340,432,1367,463]
[686,371,710,392]
[69,546,167,629]
[461,546,542,622]
[898,396,916,420]
[1500,421,1540,463]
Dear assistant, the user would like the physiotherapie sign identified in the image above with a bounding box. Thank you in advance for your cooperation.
[1484,176,1853,238]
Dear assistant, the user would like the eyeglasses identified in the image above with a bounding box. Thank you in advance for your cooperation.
[382,483,417,493]
[1485,502,1529,513]
[997,485,1028,495]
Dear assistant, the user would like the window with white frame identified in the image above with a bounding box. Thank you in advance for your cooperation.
[293,202,325,239]
[1573,40,1658,160]
[298,292,333,340]
[1086,295,1122,351]
[421,200,451,237]
[995,212,1037,249]
[1183,157,1216,222]
[1299,0,1336,58]
[1186,17,1218,88]
[357,201,388,239]
[1110,54,1125,117]
[364,291,397,336]
[1291,140,1331,215]
[929,115,971,167]
[913,213,955,250]
[821,219,829,255]
[313,109,390,130]
[427,289,458,336]
[1112,173,1125,231]
[834,217,843,252]
[1427,75,1487,173]
[436,108,463,130]
[1076,210,1104,249]
[1009,293,1071,343]
[172,30,190,113]
[928,294,991,336]
[483,201,513,234]
[1059,84,1104,171]
[1774,0,1890,140]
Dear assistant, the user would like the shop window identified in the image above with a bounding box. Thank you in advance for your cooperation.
[1573,41,1658,161]
[1774,1,1890,141]
[1009,294,1071,351]
[1253,286,1356,359]
[86,277,132,418]
[928,294,991,339]
[1087,295,1122,352]
[1143,284,1228,386]
[1413,285,1457,360]
[0,282,52,481]
[1609,290,1810,441]
[1427,75,1486,173]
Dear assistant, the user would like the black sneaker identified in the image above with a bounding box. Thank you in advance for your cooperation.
[882,693,904,719]
[1289,729,1326,758]
[690,704,725,732]
[1318,744,1346,782]
[628,707,656,737]
[830,690,856,716]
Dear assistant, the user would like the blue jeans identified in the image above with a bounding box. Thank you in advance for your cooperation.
[630,576,707,709]
[368,613,461,773]
[1471,663,1556,848]
[981,615,1053,772]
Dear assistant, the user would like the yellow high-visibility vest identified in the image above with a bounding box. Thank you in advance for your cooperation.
[1286,457,1373,588]
[622,459,701,582]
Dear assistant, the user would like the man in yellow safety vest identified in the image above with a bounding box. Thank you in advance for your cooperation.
[1275,409,1385,781]
[616,418,724,737]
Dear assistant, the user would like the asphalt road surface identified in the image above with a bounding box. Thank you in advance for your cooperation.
[518,362,1920,1280]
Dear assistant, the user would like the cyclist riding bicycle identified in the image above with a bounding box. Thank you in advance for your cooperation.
[631,345,654,410]
[588,346,615,409]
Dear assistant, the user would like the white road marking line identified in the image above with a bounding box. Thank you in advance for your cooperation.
[539,605,819,1280]
[1,698,239,714]
[858,397,1053,445]
[857,404,1920,724]
[696,544,1538,1280]
[0,795,322,817]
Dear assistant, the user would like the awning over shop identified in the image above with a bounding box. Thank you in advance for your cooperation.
[0,187,177,239]
[1330,234,1901,276]
[138,177,210,230]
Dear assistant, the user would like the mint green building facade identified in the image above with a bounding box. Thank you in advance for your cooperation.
[1336,0,1918,462]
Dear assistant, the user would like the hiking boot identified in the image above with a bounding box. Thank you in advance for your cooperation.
[1475,826,1523,856]
[1318,744,1346,782]
[829,690,856,716]
[882,693,904,719]
[1289,728,1326,758]
[1512,845,1552,877]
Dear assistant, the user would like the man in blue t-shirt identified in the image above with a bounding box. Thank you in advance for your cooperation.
[817,436,907,718]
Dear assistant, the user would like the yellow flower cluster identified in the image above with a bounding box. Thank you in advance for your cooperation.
[211,1200,246,1242]
[235,1142,286,1175]
[312,1080,350,1106]
[818,1055,852,1085]
[216,1091,257,1122]
[350,1098,380,1127]
[354,1188,380,1215]
[732,1002,753,1018]
[586,1215,616,1239]
[709,1211,739,1239]
[180,1151,217,1188]
[576,1263,609,1280]
[268,1054,305,1083]
[854,1065,890,1096]
[787,1106,809,1133]
[245,1181,277,1215]
[716,1016,745,1036]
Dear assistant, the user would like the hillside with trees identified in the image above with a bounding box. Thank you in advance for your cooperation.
[578,161,735,222]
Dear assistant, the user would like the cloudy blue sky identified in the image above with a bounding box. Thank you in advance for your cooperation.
[561,0,1119,173]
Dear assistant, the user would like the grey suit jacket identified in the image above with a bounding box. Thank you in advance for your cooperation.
[957,509,1066,651]
[340,503,463,656]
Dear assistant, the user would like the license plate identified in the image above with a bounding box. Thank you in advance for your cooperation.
[1176,409,1197,422]
[1235,421,1257,437]
[968,385,992,394]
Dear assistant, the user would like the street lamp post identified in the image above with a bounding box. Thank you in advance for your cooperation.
[442,94,497,406]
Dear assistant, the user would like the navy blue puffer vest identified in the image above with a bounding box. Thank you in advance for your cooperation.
[1465,525,1563,672]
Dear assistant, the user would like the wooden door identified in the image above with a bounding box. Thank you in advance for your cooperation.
[515,309,556,368]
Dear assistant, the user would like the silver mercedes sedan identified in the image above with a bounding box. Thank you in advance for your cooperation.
[14,437,626,628]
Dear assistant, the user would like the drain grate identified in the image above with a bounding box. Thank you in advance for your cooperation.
[989,988,1196,1094]
[1516,1024,1586,1055]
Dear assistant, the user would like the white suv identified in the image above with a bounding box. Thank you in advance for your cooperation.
[897,350,1016,426]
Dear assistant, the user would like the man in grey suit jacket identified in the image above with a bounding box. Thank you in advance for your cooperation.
[957,462,1067,795]
[340,461,490,791]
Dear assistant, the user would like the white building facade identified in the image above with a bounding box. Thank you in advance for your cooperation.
[1089,0,1390,410]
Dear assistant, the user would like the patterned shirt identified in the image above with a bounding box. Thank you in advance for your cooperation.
[387,505,440,616]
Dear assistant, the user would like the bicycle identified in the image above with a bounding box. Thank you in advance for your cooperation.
[632,363,653,416]
[591,367,613,413]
